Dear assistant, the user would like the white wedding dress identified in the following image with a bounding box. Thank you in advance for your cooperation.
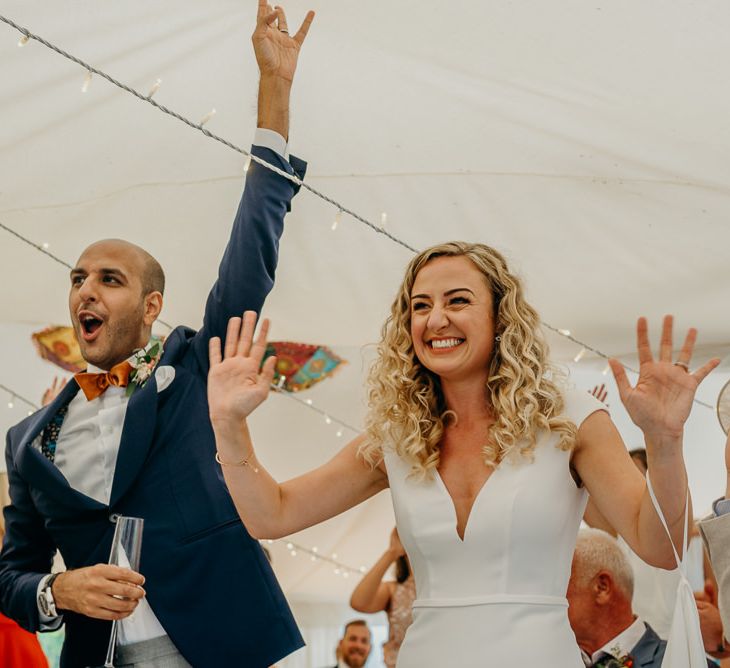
[384,388,604,667]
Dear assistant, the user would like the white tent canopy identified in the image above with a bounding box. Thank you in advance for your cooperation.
[1,0,729,645]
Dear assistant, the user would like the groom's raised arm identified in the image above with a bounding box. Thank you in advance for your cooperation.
[198,2,314,354]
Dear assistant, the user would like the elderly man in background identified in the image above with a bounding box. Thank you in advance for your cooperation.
[567,528,715,667]
[699,430,730,656]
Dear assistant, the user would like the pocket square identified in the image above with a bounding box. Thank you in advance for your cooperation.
[155,366,175,392]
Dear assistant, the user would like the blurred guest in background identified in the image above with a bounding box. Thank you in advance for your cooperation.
[350,528,415,668]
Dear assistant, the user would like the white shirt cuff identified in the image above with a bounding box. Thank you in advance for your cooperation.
[253,128,288,159]
[37,574,63,630]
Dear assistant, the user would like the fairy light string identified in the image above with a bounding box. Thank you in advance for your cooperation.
[0,16,716,412]
[270,540,366,577]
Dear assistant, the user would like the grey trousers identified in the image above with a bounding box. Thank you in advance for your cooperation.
[115,635,192,668]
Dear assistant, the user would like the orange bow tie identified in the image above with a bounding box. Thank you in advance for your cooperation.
[74,360,133,401]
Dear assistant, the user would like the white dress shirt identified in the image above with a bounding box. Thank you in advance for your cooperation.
[37,127,288,645]
[582,617,646,666]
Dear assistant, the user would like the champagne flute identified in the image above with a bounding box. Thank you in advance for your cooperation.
[103,516,144,668]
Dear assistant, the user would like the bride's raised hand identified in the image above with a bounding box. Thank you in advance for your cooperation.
[208,311,277,424]
[609,315,719,444]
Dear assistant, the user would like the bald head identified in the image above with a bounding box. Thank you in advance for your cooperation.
[78,239,165,297]
[70,239,165,369]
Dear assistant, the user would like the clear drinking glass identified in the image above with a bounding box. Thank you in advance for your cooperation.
[103,515,144,668]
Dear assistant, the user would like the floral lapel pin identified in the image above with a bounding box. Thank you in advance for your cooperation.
[126,341,163,397]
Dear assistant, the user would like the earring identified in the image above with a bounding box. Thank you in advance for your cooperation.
[495,335,501,342]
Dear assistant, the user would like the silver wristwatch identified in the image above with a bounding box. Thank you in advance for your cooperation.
[38,573,60,617]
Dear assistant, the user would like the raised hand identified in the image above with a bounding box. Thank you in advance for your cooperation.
[589,383,608,406]
[388,527,406,559]
[252,1,315,82]
[208,312,277,424]
[609,315,719,442]
[41,376,67,407]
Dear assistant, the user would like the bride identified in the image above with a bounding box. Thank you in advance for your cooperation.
[206,241,717,666]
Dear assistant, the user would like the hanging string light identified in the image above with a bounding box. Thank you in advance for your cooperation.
[81,70,92,93]
[1,14,715,414]
[331,210,343,231]
[199,108,216,127]
[147,78,162,99]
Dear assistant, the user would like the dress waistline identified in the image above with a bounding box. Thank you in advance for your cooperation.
[413,593,568,608]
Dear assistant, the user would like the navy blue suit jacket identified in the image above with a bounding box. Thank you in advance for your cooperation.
[628,623,713,668]
[0,145,306,668]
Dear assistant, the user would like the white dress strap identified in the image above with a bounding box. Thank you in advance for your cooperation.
[645,470,689,573]
[644,471,707,667]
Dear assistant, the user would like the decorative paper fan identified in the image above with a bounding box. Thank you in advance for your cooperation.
[32,325,86,372]
[263,341,345,392]
[718,379,730,435]
[32,325,165,373]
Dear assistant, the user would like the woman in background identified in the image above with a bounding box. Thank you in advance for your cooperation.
[350,528,415,668]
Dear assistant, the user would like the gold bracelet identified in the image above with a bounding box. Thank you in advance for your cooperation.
[215,450,259,473]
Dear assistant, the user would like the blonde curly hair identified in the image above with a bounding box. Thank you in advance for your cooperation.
[361,241,576,478]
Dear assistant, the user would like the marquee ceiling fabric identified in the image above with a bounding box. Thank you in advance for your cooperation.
[1,0,729,606]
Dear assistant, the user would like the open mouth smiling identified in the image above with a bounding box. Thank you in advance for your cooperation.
[77,311,105,341]
[428,337,465,350]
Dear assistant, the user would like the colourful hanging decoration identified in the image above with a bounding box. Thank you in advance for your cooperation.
[263,341,345,392]
[32,325,165,373]
[31,325,85,372]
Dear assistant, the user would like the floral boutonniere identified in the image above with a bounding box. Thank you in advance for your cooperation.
[126,340,163,397]
[601,646,634,667]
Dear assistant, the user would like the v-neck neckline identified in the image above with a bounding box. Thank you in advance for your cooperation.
[434,465,496,543]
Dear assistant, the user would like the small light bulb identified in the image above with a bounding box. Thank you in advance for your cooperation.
[286,542,293,550]
[290,550,297,557]
[380,212,388,229]
[147,78,162,98]
[305,399,313,406]
[602,362,611,376]
[334,568,341,575]
[558,328,571,337]
[332,553,338,559]
[324,415,332,425]
[336,429,343,438]
[18,35,30,47]
[81,70,92,93]
[331,210,343,231]
[573,347,586,363]
[199,108,216,126]
[244,156,252,173]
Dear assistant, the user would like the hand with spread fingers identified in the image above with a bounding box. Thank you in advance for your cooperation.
[208,311,277,425]
[609,315,720,444]
[252,0,315,82]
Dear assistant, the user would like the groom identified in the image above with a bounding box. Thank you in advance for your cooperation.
[0,2,313,666]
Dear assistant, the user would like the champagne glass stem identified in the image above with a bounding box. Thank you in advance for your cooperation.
[103,619,118,667]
